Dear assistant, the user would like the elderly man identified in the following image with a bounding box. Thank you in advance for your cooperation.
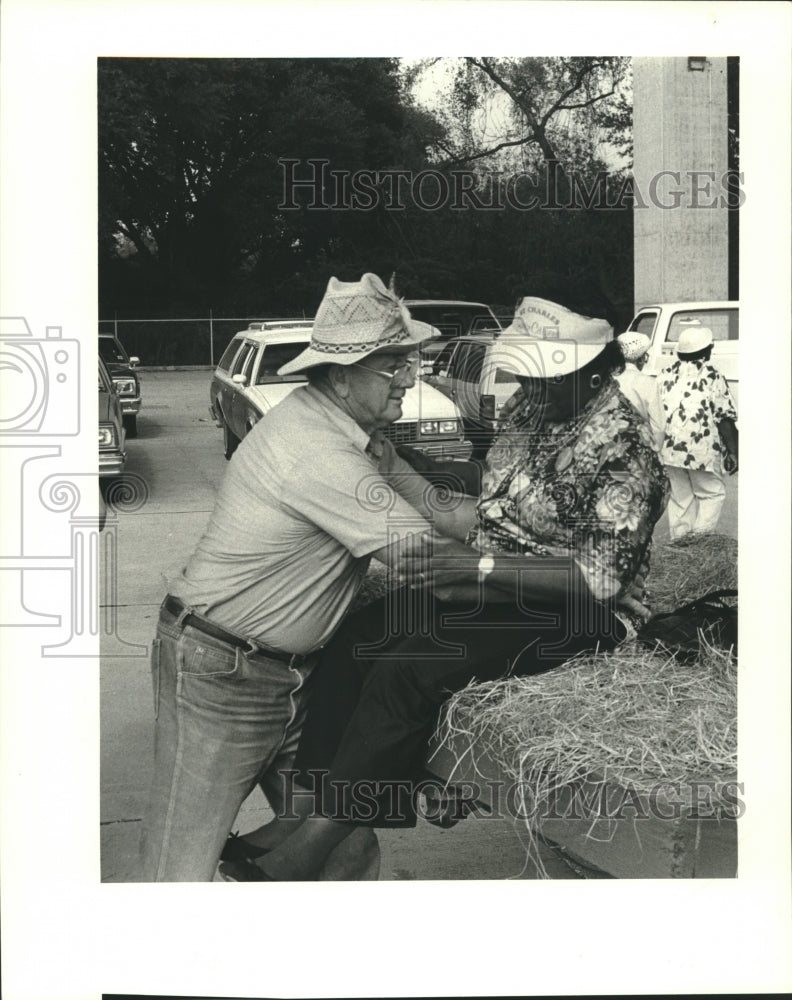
[140,273,473,881]
[615,331,665,452]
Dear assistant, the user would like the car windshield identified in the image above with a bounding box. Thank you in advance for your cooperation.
[666,309,738,342]
[406,304,501,339]
[255,342,310,383]
[99,337,129,364]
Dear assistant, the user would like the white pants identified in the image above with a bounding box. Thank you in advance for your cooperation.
[665,466,727,539]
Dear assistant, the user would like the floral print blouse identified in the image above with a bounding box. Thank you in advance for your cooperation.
[659,360,737,472]
[470,379,669,601]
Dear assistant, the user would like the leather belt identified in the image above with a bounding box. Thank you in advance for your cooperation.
[162,595,308,666]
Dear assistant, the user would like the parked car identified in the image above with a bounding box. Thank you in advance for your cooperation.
[426,333,520,458]
[99,331,141,437]
[626,301,739,408]
[98,357,126,476]
[210,321,472,461]
[404,300,503,365]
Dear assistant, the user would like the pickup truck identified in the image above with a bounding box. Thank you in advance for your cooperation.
[625,301,739,408]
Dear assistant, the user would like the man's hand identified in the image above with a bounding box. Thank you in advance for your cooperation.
[723,452,738,475]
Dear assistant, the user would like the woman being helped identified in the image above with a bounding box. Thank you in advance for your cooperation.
[220,294,669,882]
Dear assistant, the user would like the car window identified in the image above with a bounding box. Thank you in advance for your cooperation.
[629,312,659,337]
[98,362,112,392]
[241,344,257,381]
[470,314,503,333]
[218,338,243,371]
[99,337,129,364]
[407,304,499,340]
[493,367,519,386]
[429,340,458,373]
[455,343,487,384]
[666,309,738,343]
[231,342,255,376]
[254,342,310,384]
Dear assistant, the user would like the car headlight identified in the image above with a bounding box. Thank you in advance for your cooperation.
[113,378,137,395]
[99,424,117,448]
[419,419,459,436]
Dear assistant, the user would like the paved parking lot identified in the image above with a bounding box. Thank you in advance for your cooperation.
[100,369,737,882]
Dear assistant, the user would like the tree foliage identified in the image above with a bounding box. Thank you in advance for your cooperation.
[99,56,635,329]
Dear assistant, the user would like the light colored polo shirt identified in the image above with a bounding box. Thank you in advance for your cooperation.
[615,364,665,452]
[169,385,431,653]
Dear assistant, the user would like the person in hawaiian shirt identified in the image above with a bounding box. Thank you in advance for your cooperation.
[659,326,738,540]
[219,292,670,882]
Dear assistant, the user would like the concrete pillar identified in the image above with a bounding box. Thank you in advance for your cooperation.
[633,57,730,309]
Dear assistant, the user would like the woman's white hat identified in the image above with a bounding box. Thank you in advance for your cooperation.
[278,273,438,375]
[616,331,651,361]
[491,296,613,378]
[676,326,714,355]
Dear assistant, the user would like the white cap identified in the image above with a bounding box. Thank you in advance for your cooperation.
[677,326,714,355]
[616,331,651,361]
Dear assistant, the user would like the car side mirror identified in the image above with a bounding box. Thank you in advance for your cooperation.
[232,373,248,386]
[129,356,140,367]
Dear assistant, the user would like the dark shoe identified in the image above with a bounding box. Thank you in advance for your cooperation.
[220,831,272,863]
[420,786,492,829]
[218,859,276,882]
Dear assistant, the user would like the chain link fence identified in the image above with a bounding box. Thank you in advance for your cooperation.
[98,315,311,368]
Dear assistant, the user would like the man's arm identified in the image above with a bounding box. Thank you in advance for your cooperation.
[377,440,478,541]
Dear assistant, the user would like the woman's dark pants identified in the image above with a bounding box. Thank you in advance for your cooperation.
[291,583,624,827]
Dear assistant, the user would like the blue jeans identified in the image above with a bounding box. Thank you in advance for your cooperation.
[139,602,316,881]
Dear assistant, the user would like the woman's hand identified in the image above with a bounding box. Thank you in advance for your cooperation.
[723,452,738,475]
[617,575,652,621]
[616,592,652,622]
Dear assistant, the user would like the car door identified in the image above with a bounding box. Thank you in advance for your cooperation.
[211,336,244,420]
[231,342,265,435]
[223,341,256,437]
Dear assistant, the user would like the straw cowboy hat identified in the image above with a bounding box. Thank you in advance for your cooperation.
[616,331,652,362]
[278,273,439,376]
[490,296,614,379]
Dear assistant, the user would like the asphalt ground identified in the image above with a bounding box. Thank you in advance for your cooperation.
[100,370,737,882]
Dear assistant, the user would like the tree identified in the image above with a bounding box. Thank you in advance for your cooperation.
[98,58,440,316]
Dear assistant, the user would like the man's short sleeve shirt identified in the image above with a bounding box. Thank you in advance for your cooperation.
[170,386,430,653]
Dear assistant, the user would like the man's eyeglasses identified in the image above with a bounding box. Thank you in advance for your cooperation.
[355,355,420,383]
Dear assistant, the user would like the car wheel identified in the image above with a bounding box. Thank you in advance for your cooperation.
[223,420,240,460]
[123,414,138,438]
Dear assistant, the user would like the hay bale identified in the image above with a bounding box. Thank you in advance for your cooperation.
[432,533,738,876]
[647,532,737,613]
[434,639,737,876]
[354,533,739,874]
